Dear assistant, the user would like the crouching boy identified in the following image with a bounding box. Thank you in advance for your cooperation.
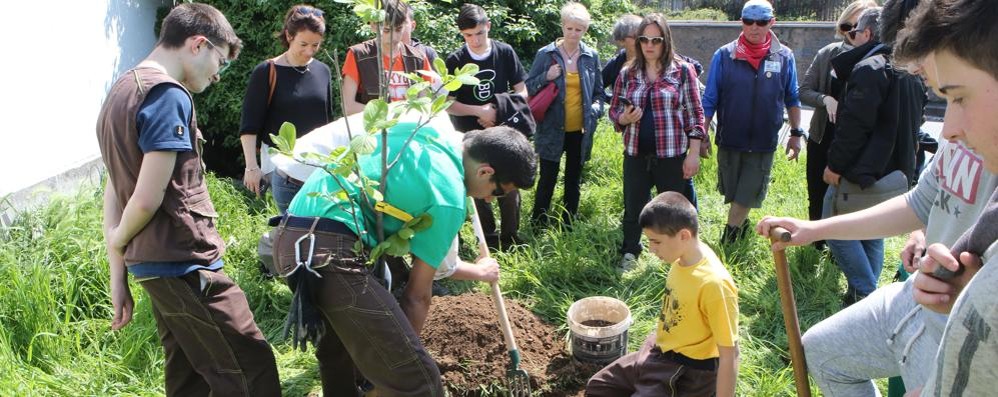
[586,192,739,397]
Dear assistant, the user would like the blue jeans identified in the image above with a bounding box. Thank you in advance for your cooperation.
[823,185,885,296]
[271,171,304,215]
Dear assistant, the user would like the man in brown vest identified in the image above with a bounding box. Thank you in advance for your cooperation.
[95,4,280,396]
[341,0,431,114]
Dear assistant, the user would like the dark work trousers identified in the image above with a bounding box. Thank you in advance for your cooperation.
[806,138,833,222]
[586,333,717,397]
[532,132,584,224]
[274,224,444,397]
[140,270,281,397]
[620,154,697,256]
[475,190,521,241]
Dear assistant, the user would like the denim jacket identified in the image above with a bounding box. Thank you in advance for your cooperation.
[525,40,604,164]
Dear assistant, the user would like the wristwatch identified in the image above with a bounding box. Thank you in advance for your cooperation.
[790,127,805,137]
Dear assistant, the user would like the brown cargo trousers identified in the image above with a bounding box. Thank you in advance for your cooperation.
[274,220,444,397]
[139,269,281,396]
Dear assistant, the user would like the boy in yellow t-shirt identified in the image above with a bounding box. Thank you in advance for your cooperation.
[586,191,740,397]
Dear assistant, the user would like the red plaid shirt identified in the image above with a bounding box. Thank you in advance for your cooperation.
[609,61,706,157]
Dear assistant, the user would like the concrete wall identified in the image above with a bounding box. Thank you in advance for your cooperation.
[0,0,167,225]
[670,21,838,81]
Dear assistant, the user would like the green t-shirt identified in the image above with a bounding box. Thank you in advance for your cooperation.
[288,122,466,268]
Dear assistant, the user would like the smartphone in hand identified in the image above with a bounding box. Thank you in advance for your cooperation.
[617,96,633,107]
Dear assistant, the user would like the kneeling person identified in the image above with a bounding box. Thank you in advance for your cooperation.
[274,123,536,396]
[586,192,739,397]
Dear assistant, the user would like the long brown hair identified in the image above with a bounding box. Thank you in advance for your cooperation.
[627,14,674,78]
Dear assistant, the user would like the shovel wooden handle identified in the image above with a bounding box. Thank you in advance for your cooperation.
[470,204,520,354]
[769,226,811,397]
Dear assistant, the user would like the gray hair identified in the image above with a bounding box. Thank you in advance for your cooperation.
[612,14,642,42]
[856,7,883,42]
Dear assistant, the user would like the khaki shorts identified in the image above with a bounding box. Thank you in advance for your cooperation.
[716,148,775,208]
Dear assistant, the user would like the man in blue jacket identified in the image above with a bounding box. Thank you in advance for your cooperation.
[702,0,804,244]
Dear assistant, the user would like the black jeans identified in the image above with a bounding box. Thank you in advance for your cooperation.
[475,190,521,241]
[620,154,697,255]
[532,132,584,224]
[806,138,832,222]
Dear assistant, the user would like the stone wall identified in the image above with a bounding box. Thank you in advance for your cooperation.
[670,21,838,80]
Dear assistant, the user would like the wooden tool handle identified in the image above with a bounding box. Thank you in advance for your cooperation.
[769,226,792,242]
[470,203,519,353]
[770,232,811,397]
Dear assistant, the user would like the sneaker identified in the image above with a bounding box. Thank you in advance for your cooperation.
[619,253,638,272]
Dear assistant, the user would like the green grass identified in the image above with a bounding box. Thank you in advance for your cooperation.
[0,120,902,395]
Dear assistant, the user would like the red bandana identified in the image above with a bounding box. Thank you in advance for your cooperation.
[735,32,772,70]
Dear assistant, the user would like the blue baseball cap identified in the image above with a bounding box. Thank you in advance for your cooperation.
[742,0,774,20]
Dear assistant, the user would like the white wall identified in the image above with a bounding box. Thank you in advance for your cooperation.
[0,0,166,219]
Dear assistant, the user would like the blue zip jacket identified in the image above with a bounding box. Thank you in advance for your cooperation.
[702,33,800,153]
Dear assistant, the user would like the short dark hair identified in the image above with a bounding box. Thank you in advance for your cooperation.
[638,192,698,237]
[894,0,998,80]
[279,4,326,49]
[463,126,537,189]
[157,3,242,59]
[879,0,921,46]
[384,0,412,29]
[457,4,489,31]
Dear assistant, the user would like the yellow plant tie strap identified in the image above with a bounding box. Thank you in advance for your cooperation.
[374,201,414,223]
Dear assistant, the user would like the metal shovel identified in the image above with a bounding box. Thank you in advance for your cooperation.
[470,204,532,396]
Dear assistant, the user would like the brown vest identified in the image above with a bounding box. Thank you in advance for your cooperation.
[350,39,425,104]
[96,67,225,266]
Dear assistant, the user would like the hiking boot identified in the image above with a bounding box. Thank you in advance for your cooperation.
[841,289,869,308]
[431,280,451,297]
[720,225,741,245]
[619,253,638,272]
[498,233,524,250]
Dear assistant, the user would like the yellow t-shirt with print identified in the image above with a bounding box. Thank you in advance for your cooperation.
[655,247,739,360]
[563,72,583,132]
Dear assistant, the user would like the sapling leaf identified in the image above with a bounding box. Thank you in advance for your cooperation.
[431,95,452,114]
[443,78,463,92]
[278,122,297,151]
[433,57,448,77]
[350,134,377,156]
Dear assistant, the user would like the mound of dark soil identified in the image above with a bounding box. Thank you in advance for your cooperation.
[422,293,603,396]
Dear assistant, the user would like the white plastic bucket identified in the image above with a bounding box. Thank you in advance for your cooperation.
[567,296,633,364]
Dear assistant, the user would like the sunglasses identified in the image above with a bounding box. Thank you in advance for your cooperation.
[839,23,855,32]
[741,18,772,27]
[637,36,665,45]
[295,6,324,18]
[847,28,864,40]
[203,38,231,75]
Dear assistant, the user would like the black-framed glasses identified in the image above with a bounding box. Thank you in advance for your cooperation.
[741,18,772,27]
[295,6,324,18]
[490,179,508,198]
[203,38,231,75]
[839,23,855,32]
[637,36,665,45]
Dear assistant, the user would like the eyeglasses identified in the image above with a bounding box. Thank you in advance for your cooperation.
[295,6,324,18]
[847,28,864,40]
[839,23,855,32]
[203,38,231,75]
[637,36,665,45]
[741,18,772,27]
[490,179,508,198]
